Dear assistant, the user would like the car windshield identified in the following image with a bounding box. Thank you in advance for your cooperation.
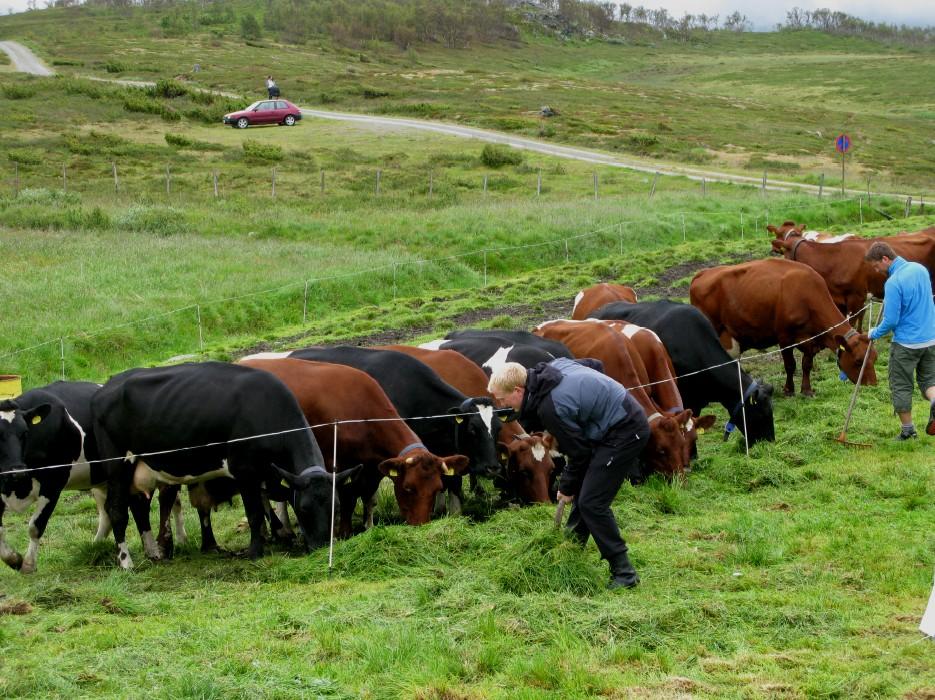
[243,101,262,111]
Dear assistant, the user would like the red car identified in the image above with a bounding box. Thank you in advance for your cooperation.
[223,99,302,129]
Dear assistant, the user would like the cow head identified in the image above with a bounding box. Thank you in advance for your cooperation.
[835,332,878,386]
[769,238,791,258]
[496,432,555,504]
[378,450,470,524]
[448,398,501,475]
[737,381,776,444]
[0,400,51,479]
[678,412,717,464]
[766,221,804,241]
[274,463,362,550]
[643,411,693,478]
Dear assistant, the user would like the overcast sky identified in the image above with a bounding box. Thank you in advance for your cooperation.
[2,1,934,30]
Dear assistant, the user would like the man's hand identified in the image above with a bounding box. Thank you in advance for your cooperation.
[556,491,574,505]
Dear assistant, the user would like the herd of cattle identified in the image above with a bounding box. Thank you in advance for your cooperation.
[1,220,933,573]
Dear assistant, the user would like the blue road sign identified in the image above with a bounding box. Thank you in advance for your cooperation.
[835,133,851,154]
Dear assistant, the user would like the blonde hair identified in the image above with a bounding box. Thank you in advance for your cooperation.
[487,362,528,395]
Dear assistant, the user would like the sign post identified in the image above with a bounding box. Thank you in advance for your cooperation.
[835,133,851,197]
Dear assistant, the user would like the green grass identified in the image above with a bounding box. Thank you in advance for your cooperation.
[1,6,935,697]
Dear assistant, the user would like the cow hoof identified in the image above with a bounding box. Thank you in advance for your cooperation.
[19,560,36,575]
[800,390,815,398]
[782,389,795,398]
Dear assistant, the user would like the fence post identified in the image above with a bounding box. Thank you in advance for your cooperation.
[303,280,309,324]
[761,170,767,193]
[112,161,118,194]
[921,195,925,215]
[537,170,542,197]
[701,177,706,197]
[60,337,65,381]
[593,172,598,200]
[483,174,488,194]
[818,173,824,198]
[905,197,913,218]
[375,169,381,195]
[165,164,171,196]
[62,163,67,193]
[483,251,488,287]
[681,214,686,242]
[740,212,744,238]
[866,175,872,205]
[13,162,18,196]
[429,172,433,196]
[196,305,204,353]
[271,168,276,198]
[392,264,398,299]
[859,197,863,225]
[619,223,624,256]
[213,170,218,198]
[564,239,569,263]
[649,172,658,199]
[320,170,325,195]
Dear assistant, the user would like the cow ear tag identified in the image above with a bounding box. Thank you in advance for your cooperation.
[697,428,705,435]
[441,462,455,476]
[499,415,509,423]
[31,415,42,425]
[839,345,846,352]
[405,457,415,464]
[455,416,464,424]
[388,468,398,477]
[280,479,290,488]
[499,451,509,462]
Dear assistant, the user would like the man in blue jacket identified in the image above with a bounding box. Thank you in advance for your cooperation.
[866,242,935,439]
[488,358,650,589]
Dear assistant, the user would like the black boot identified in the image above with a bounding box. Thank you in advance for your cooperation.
[608,550,640,589]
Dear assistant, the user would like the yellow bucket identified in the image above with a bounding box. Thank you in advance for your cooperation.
[0,375,23,400]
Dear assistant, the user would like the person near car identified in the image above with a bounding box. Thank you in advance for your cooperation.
[866,241,935,440]
[266,75,277,99]
[488,358,649,589]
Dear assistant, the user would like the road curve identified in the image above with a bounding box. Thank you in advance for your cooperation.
[0,39,918,201]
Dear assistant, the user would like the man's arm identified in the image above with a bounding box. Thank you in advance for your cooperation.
[870,279,902,340]
[538,400,592,497]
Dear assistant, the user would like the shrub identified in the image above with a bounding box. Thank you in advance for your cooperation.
[165,133,194,148]
[481,144,523,168]
[14,188,80,206]
[2,84,36,100]
[153,79,187,99]
[103,61,126,73]
[114,205,186,236]
[361,86,390,99]
[7,148,41,165]
[242,140,284,161]
[240,13,262,40]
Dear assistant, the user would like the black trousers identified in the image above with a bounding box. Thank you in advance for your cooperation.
[565,421,649,561]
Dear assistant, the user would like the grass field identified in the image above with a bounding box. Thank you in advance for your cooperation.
[1,4,935,698]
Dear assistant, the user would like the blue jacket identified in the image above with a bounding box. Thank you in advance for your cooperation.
[521,357,647,495]
[869,256,935,345]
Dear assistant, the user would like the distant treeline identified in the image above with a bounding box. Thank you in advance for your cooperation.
[51,1,935,47]
[779,7,935,45]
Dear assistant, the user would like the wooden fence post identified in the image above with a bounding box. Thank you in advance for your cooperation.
[375,169,381,195]
[701,177,706,197]
[593,172,598,200]
[649,172,658,199]
[13,162,18,196]
[320,170,325,194]
[165,164,171,196]
[483,174,488,194]
[271,168,276,198]
[213,170,218,198]
[112,161,118,194]
[429,172,433,196]
[905,197,913,218]
[818,173,824,198]
[537,170,542,197]
[761,170,767,193]
[62,163,67,193]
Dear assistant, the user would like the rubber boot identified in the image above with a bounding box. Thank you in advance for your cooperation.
[607,550,640,590]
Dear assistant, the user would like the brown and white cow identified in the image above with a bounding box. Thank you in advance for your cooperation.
[534,319,694,478]
[376,345,554,503]
[239,358,469,535]
[690,258,877,397]
[767,220,854,244]
[571,283,638,320]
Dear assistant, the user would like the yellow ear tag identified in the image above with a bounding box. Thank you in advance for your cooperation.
[405,457,415,464]
[442,463,455,476]
[388,468,398,478]
[839,345,846,352]
[697,428,705,435]
[455,416,464,424]
[31,415,42,425]
[280,479,290,488]
[499,451,509,462]
[499,415,509,423]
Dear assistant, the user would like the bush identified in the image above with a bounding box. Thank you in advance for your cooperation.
[481,144,523,168]
[114,205,186,236]
[240,13,262,40]
[242,140,284,162]
[2,84,36,100]
[7,148,41,165]
[103,61,126,74]
[153,79,187,99]
[361,86,390,99]
[165,133,193,148]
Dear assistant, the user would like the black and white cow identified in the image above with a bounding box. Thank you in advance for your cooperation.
[244,346,501,514]
[420,329,573,377]
[0,381,109,573]
[91,362,348,569]
[590,300,775,445]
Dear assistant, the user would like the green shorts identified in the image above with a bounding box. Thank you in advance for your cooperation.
[888,342,935,413]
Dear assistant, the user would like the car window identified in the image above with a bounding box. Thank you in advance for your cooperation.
[256,102,275,111]
[276,101,287,109]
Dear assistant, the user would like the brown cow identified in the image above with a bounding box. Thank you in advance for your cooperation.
[534,319,693,478]
[239,358,469,535]
[571,283,638,320]
[376,344,554,503]
[690,258,877,397]
[597,320,717,462]
[766,220,854,243]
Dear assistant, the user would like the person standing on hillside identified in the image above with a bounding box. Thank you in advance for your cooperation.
[866,241,935,440]
[266,75,278,99]
[488,359,649,589]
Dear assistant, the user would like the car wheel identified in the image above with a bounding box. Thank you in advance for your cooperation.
[236,117,249,129]
[284,115,296,126]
